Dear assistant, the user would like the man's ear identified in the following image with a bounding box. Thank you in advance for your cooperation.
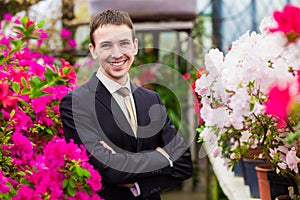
[133,38,138,55]
[89,43,97,59]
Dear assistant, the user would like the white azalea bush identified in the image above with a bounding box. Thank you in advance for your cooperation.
[195,4,300,193]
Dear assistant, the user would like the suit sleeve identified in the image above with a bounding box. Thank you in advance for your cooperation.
[137,93,193,198]
[60,91,172,186]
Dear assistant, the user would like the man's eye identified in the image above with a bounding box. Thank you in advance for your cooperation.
[120,41,130,46]
[101,43,112,49]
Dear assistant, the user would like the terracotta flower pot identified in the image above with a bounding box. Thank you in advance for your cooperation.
[255,164,271,200]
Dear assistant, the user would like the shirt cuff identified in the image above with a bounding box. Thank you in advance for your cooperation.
[156,149,173,167]
[130,182,141,197]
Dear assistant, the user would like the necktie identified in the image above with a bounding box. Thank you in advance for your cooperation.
[117,87,137,137]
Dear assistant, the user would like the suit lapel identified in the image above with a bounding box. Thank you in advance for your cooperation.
[131,83,148,151]
[87,74,137,149]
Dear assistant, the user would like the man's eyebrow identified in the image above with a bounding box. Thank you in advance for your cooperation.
[99,41,112,44]
[120,39,131,42]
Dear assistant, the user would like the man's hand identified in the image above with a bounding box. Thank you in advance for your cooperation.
[119,183,135,188]
[100,141,116,154]
[156,147,173,167]
[156,147,170,158]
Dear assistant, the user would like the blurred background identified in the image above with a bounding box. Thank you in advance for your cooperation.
[1,0,299,199]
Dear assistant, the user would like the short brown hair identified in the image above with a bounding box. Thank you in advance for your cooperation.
[89,9,136,47]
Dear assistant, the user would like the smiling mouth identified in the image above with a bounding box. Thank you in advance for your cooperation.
[110,60,126,66]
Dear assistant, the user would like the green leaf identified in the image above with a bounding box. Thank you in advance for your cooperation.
[197,136,204,143]
[31,89,47,98]
[10,109,15,118]
[83,169,90,178]
[21,77,28,89]
[62,179,68,188]
[37,20,45,28]
[63,67,71,75]
[12,82,20,93]
[30,76,42,88]
[45,128,53,134]
[0,55,4,65]
[49,79,65,86]
[44,67,55,83]
[285,132,299,144]
[13,25,26,34]
[76,166,84,177]
[20,16,28,28]
[17,171,25,176]
[67,186,76,197]
[26,24,35,35]
[10,39,22,49]
[69,178,76,187]
[21,88,30,95]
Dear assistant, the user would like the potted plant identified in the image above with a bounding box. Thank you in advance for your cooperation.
[195,3,300,199]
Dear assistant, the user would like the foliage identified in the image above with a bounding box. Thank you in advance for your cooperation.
[0,13,102,199]
[195,3,300,197]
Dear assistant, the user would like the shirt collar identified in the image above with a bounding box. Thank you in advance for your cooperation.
[96,69,132,94]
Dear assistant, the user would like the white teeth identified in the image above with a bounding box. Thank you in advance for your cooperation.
[111,61,125,66]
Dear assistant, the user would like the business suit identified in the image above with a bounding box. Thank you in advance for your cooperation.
[60,73,193,200]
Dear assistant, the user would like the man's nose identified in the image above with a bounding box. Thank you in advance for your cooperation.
[111,45,123,58]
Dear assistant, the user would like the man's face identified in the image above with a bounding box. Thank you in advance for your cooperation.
[89,24,138,85]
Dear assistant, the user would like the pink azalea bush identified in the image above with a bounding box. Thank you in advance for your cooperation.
[195,3,300,195]
[0,14,102,199]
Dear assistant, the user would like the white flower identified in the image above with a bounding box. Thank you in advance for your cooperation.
[204,48,224,76]
[200,99,227,128]
[286,147,300,173]
[194,74,213,96]
[240,130,251,143]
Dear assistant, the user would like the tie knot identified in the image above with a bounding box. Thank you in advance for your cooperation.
[117,87,130,97]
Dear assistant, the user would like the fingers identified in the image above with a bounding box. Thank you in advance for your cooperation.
[100,141,116,154]
[119,183,135,188]
[156,147,170,158]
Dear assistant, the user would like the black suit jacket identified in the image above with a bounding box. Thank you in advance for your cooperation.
[60,73,193,200]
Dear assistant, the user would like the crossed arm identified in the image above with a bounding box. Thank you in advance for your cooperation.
[59,91,193,197]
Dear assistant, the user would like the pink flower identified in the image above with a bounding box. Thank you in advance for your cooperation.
[0,170,10,194]
[12,185,42,200]
[38,29,48,39]
[269,4,300,41]
[67,38,77,48]
[10,132,34,162]
[298,70,300,94]
[68,190,103,200]
[286,147,300,173]
[60,28,71,38]
[85,166,102,191]
[43,138,88,169]
[59,59,77,83]
[28,61,46,79]
[43,138,67,169]
[0,81,18,110]
[4,13,13,21]
[183,73,190,80]
[42,55,55,65]
[31,96,49,114]
[11,109,34,133]
[27,167,64,197]
[264,85,291,128]
[0,37,12,49]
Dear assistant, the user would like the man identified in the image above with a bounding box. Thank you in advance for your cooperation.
[60,9,192,200]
